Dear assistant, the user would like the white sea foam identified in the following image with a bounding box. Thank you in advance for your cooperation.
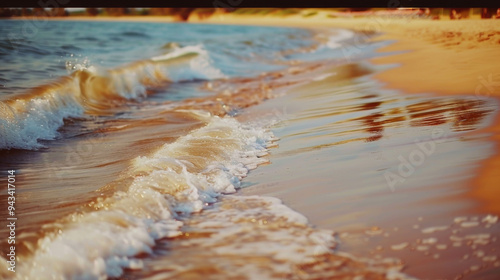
[151,44,226,81]
[126,194,413,280]
[2,113,415,280]
[0,94,84,150]
[324,29,356,49]
[12,114,274,279]
[151,44,207,62]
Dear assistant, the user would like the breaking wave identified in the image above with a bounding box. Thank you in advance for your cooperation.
[0,45,224,150]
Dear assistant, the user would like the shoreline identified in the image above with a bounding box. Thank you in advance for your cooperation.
[11,13,499,95]
[4,13,500,278]
[195,12,500,278]
[8,10,500,224]
[10,8,500,236]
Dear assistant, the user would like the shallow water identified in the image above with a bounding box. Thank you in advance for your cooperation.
[238,59,500,279]
[0,19,498,279]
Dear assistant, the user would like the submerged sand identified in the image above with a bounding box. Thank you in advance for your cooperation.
[192,11,500,279]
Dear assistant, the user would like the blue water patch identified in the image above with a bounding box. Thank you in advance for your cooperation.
[0,20,315,96]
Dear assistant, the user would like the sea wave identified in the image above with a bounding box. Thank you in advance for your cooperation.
[6,114,273,279]
[0,45,225,150]
[1,113,412,280]
[323,29,356,49]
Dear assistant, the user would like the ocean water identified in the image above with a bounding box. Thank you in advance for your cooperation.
[0,19,498,280]
[0,20,414,279]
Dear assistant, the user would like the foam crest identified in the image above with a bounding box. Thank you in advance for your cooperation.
[151,44,226,81]
[130,195,414,280]
[0,92,84,150]
[13,114,274,279]
[316,29,356,49]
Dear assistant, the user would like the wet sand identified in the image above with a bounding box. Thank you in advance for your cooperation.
[236,61,499,279]
[65,15,500,216]
[193,11,500,279]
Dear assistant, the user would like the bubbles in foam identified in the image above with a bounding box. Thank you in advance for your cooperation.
[14,114,274,279]
[128,195,413,280]
[0,94,84,150]
[65,56,93,74]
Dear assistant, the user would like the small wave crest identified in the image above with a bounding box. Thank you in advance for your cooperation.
[4,113,414,280]
[10,114,274,279]
[0,90,84,150]
[0,45,225,150]
[315,29,356,50]
[150,44,226,81]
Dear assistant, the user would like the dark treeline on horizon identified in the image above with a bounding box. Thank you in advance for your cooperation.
[0,8,499,20]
